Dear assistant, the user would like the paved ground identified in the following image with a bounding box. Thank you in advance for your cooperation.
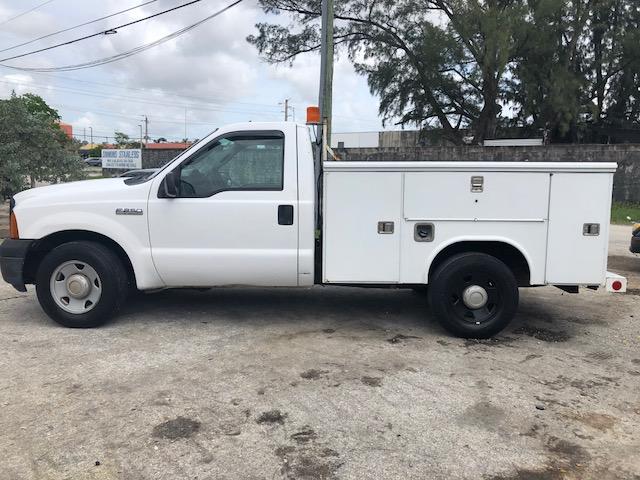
[0,226,639,480]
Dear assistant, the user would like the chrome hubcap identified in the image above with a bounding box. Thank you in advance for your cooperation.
[50,261,102,314]
[66,274,91,299]
[462,285,488,310]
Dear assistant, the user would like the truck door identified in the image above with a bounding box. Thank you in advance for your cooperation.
[147,130,299,287]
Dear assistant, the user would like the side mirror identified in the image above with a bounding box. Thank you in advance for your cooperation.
[160,170,179,198]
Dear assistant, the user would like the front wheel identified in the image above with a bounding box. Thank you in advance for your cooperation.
[428,252,519,338]
[36,241,129,328]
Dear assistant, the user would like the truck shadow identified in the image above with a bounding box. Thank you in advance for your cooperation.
[118,285,579,341]
[120,286,441,334]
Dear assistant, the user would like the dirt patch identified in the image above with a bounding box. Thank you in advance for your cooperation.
[275,445,296,457]
[300,369,329,380]
[567,412,618,432]
[546,436,590,467]
[464,336,517,347]
[291,427,318,444]
[513,325,570,342]
[275,437,342,480]
[387,334,421,344]
[486,436,591,479]
[361,376,382,387]
[279,452,341,480]
[319,448,339,457]
[632,358,640,365]
[152,417,201,440]
[462,401,505,431]
[256,410,287,425]
[486,468,564,480]
[520,354,542,363]
[586,351,614,361]
[322,328,336,334]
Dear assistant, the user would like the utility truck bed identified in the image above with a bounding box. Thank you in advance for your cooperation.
[323,161,615,286]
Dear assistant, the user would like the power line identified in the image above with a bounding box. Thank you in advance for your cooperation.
[0,0,160,54]
[0,0,210,63]
[0,0,57,27]
[0,69,282,110]
[0,0,244,72]
[0,78,278,116]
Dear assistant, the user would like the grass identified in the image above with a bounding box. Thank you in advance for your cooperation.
[611,202,640,224]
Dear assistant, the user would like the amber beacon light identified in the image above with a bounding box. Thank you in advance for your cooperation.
[306,106,320,125]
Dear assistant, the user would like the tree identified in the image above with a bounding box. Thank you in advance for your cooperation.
[155,137,167,143]
[507,0,640,142]
[114,131,142,149]
[0,92,85,196]
[250,0,640,144]
[249,0,527,144]
[21,92,61,121]
[114,131,131,147]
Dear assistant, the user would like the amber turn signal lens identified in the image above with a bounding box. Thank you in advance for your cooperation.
[9,211,19,239]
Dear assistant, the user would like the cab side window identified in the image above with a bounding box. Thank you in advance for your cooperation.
[178,133,284,198]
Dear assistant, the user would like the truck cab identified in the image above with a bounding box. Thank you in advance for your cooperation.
[0,121,625,338]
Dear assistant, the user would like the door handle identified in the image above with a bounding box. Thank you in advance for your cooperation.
[278,205,294,225]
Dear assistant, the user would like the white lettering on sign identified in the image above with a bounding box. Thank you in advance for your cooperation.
[101,149,142,169]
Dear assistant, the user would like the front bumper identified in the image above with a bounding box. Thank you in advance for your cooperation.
[0,239,34,292]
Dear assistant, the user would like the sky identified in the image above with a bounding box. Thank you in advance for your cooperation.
[0,0,388,144]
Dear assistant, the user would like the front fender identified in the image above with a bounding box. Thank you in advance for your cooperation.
[22,210,164,290]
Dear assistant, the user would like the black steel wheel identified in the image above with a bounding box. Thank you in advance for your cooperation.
[428,252,519,338]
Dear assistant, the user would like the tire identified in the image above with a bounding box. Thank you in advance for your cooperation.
[428,252,519,338]
[35,241,129,328]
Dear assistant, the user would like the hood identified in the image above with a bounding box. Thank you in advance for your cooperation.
[13,178,133,207]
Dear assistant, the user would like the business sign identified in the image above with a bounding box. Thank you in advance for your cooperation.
[101,149,142,169]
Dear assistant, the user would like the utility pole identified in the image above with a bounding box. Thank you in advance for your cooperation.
[143,115,149,147]
[89,126,93,146]
[83,127,86,142]
[184,108,187,142]
[138,124,143,149]
[317,0,334,161]
[280,99,296,121]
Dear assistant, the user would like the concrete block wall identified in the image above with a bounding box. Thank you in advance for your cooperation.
[338,144,640,203]
[137,144,640,203]
[142,149,186,169]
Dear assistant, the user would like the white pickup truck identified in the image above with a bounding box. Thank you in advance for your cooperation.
[0,122,627,337]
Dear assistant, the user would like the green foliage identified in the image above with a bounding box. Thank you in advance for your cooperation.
[249,0,640,144]
[0,93,85,198]
[611,202,640,224]
[249,0,527,143]
[506,0,640,142]
[114,131,142,149]
[20,92,61,121]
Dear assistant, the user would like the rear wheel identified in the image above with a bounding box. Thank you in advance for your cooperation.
[428,252,519,338]
[36,241,129,328]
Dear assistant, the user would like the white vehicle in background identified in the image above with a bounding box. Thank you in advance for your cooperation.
[0,120,627,338]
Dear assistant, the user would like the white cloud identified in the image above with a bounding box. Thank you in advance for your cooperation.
[0,0,387,141]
